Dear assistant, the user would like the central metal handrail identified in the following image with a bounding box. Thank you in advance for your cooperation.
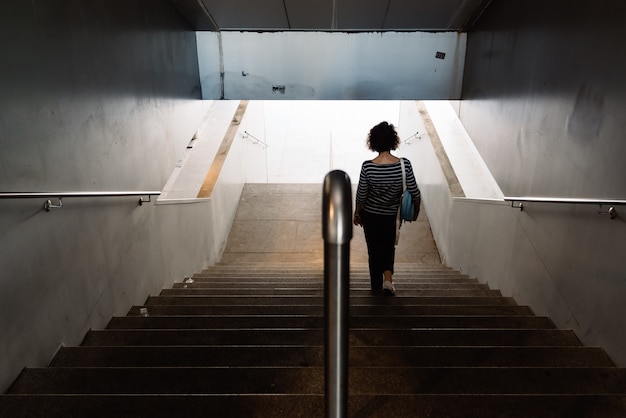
[322,170,352,418]
[0,191,161,211]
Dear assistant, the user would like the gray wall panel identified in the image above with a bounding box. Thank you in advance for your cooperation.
[460,0,626,198]
[455,0,626,365]
[0,0,212,392]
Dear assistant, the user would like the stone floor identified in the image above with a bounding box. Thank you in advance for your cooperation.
[221,183,441,265]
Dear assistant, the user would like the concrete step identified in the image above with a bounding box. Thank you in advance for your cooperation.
[193,272,471,279]
[197,267,468,272]
[188,276,476,285]
[106,314,555,330]
[209,262,452,271]
[160,288,503,297]
[172,281,485,289]
[172,278,490,287]
[143,295,517,306]
[127,303,535,316]
[50,345,615,368]
[195,267,464,274]
[10,367,626,395]
[80,328,582,347]
[3,394,626,418]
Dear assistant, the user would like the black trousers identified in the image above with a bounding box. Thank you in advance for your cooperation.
[361,210,396,290]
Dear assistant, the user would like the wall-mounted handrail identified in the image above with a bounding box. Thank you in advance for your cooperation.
[0,191,161,211]
[322,170,352,418]
[402,130,419,144]
[505,196,626,206]
[242,130,268,148]
[505,196,626,219]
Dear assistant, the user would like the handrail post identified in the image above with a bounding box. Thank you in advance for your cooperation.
[322,170,352,418]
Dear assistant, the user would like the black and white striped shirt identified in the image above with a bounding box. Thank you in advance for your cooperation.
[356,158,421,216]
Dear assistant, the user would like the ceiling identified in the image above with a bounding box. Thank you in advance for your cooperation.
[171,0,493,32]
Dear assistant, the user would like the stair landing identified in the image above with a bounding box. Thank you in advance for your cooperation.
[221,183,441,264]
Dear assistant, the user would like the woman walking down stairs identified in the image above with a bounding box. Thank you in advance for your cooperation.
[2,261,626,417]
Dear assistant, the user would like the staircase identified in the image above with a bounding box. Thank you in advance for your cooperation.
[2,183,626,416]
[2,262,626,417]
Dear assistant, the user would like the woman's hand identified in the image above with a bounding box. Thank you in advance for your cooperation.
[353,204,364,226]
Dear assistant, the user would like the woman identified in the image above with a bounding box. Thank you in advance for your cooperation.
[353,121,421,295]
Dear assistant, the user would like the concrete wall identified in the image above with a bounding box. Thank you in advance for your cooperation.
[403,97,626,367]
[460,1,626,198]
[0,1,230,392]
[432,0,626,365]
[397,102,457,264]
[196,31,466,100]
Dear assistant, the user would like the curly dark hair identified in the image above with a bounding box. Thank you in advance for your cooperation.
[366,121,400,152]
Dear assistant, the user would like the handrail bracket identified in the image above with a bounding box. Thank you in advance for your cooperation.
[139,195,153,205]
[598,205,617,220]
[44,198,63,212]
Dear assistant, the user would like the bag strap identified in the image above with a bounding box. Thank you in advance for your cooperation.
[396,158,406,246]
[400,157,407,192]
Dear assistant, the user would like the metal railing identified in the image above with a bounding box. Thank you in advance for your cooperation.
[0,191,161,211]
[402,130,420,145]
[322,170,352,418]
[505,196,626,220]
[242,130,268,148]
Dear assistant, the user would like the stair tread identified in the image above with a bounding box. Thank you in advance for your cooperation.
[51,345,615,368]
[160,289,502,297]
[128,304,535,316]
[192,274,471,279]
[81,328,583,347]
[3,394,626,418]
[106,314,555,329]
[10,366,626,395]
[144,295,518,306]
[172,282,484,289]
